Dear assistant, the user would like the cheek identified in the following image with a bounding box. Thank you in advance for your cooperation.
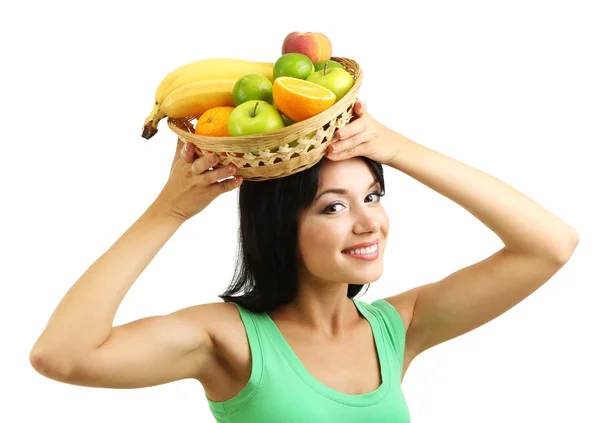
[298,220,345,267]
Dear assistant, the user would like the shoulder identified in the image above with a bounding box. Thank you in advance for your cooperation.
[377,286,421,333]
[176,301,255,396]
[174,301,247,343]
[176,300,252,365]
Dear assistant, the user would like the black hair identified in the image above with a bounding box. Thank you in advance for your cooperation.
[219,156,385,314]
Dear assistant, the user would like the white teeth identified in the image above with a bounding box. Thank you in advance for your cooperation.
[344,243,378,255]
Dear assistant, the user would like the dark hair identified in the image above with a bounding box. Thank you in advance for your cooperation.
[219,156,386,314]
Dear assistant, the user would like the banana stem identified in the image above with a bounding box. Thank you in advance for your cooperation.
[142,121,158,139]
[141,103,161,139]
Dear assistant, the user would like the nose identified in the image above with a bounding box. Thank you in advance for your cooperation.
[352,207,381,234]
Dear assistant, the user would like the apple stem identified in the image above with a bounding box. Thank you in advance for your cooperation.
[324,62,328,74]
[253,102,258,117]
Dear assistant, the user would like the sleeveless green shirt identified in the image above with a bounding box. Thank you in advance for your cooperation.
[206,298,411,422]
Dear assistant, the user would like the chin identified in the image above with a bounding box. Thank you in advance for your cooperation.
[344,267,384,286]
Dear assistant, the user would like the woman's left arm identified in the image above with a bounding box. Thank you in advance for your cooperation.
[327,100,579,356]
[328,99,579,260]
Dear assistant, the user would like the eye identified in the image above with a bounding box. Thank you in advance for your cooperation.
[366,190,385,203]
[323,203,345,214]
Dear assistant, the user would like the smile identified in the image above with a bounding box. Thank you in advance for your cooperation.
[341,243,379,261]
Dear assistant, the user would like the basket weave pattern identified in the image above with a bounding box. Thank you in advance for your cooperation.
[167,57,362,181]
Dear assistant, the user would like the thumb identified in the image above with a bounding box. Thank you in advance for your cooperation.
[354,100,367,116]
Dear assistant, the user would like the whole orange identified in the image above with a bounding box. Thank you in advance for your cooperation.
[195,106,235,136]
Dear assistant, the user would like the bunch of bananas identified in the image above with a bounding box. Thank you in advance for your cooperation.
[141,58,274,139]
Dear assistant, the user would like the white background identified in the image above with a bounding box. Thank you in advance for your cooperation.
[2,0,598,422]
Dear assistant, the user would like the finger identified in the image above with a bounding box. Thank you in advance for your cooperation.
[201,163,237,185]
[354,100,367,116]
[180,142,197,163]
[191,153,221,175]
[207,175,243,196]
[335,119,365,142]
[326,134,367,160]
[330,131,364,153]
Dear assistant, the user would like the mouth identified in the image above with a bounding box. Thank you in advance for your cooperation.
[341,242,380,261]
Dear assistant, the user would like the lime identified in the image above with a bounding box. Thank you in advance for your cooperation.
[273,53,315,80]
[232,74,273,106]
[314,60,344,72]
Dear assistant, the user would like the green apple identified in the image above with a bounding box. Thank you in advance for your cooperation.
[229,100,285,137]
[306,68,355,102]
[232,74,273,106]
[314,60,344,72]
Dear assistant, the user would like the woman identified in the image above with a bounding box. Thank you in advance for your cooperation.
[29,100,579,422]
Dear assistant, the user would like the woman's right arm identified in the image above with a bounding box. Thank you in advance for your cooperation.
[29,141,242,388]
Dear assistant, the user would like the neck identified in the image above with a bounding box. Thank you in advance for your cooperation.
[272,275,361,339]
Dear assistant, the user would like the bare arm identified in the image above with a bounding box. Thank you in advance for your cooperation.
[29,141,241,388]
[29,205,192,379]
[384,135,578,357]
[33,302,230,389]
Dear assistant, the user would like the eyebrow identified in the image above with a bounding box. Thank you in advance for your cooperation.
[315,179,380,202]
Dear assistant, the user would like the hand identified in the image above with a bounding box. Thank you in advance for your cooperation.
[153,138,243,222]
[325,100,402,165]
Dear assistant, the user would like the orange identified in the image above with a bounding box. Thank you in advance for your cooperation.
[194,106,235,136]
[272,77,335,122]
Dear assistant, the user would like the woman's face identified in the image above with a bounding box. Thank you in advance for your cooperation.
[297,158,389,287]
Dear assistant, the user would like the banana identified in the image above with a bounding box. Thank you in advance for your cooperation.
[142,58,274,139]
[150,79,237,130]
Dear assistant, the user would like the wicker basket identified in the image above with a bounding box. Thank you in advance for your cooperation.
[167,57,363,181]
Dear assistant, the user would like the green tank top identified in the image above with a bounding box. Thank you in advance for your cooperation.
[206,298,411,422]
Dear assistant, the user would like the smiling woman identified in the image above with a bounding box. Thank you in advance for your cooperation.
[29,99,578,423]
[202,155,413,422]
[222,155,387,313]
